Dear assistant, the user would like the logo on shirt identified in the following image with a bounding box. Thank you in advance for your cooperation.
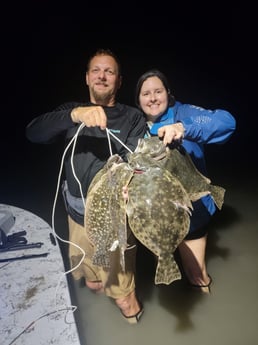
[109,129,121,133]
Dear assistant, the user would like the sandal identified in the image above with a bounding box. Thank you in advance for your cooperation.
[189,275,212,294]
[121,303,144,324]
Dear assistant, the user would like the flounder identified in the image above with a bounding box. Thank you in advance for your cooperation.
[125,154,191,284]
[84,136,225,285]
[133,136,225,209]
[84,154,133,270]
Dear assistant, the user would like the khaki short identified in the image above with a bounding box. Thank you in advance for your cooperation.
[68,216,136,299]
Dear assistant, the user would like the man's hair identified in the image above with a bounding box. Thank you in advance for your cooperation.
[86,48,121,76]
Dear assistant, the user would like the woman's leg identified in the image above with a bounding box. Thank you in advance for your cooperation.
[178,234,211,293]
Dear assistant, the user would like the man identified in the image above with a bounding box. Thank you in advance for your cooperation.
[26,49,146,324]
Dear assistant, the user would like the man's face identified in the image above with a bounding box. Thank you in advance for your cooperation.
[86,55,121,106]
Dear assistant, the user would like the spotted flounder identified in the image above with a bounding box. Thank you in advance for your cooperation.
[133,136,225,209]
[125,153,191,284]
[84,155,134,270]
[84,136,225,285]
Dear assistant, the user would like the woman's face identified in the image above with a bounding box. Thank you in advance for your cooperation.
[139,76,169,118]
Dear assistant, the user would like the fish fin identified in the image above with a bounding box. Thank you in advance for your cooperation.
[189,191,211,202]
[190,185,226,210]
[154,257,182,285]
[209,185,226,210]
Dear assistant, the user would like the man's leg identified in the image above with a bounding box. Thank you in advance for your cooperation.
[85,280,104,293]
[68,216,143,322]
[85,281,142,322]
[101,238,143,322]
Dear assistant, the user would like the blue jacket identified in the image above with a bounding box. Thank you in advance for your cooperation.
[148,101,236,231]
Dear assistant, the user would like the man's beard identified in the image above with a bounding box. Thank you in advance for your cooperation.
[92,88,113,105]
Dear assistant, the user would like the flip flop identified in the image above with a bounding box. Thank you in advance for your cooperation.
[121,302,144,324]
[189,274,212,293]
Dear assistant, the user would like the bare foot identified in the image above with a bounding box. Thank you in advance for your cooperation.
[115,290,141,317]
[189,275,212,294]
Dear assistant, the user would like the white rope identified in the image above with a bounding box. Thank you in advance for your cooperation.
[105,128,133,154]
[106,128,113,156]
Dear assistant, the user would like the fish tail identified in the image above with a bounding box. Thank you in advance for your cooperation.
[209,184,226,210]
[154,258,182,285]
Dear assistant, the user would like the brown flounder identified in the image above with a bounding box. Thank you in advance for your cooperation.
[84,154,134,271]
[125,153,191,284]
[134,136,225,209]
[84,136,226,285]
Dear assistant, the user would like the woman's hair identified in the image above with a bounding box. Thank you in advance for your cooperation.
[135,69,175,108]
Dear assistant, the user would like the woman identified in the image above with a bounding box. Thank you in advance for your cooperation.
[135,69,236,292]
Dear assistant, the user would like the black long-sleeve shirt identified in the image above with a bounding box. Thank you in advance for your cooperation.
[26,101,147,199]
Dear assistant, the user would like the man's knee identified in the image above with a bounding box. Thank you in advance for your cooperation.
[86,280,104,293]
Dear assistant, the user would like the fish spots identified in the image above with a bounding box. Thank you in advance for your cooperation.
[84,137,225,285]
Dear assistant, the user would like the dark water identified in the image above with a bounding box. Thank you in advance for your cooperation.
[70,166,258,345]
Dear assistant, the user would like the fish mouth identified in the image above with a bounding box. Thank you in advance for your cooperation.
[133,169,145,174]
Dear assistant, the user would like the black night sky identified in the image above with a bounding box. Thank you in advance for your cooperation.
[2,6,257,187]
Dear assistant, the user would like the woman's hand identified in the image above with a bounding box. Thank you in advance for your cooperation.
[158,123,185,145]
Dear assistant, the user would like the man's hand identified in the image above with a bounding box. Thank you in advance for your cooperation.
[71,106,107,130]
